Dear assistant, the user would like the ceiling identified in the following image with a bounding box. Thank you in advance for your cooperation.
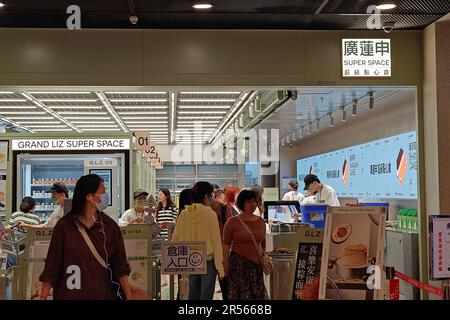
[0,88,252,144]
[0,0,449,29]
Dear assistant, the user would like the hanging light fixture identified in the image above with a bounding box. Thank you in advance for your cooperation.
[248,102,255,118]
[254,95,261,113]
[340,106,346,122]
[328,113,334,127]
[239,114,245,128]
[292,131,297,142]
[352,99,358,117]
[281,137,286,146]
[308,123,313,135]
[316,118,320,131]
[286,134,291,144]
[368,91,375,109]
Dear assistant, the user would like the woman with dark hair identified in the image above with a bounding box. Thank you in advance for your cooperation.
[155,188,178,238]
[172,181,224,300]
[38,174,134,300]
[2,196,40,268]
[178,188,193,214]
[223,190,267,300]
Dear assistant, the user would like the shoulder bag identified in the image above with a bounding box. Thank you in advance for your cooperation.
[236,215,272,275]
[74,219,124,300]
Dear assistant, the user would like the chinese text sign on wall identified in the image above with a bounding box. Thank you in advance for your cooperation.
[342,39,391,78]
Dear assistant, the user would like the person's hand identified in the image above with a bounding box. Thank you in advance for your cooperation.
[0,227,11,236]
[127,285,148,300]
[132,217,145,224]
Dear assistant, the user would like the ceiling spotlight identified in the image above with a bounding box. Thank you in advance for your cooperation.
[352,99,358,117]
[193,3,213,9]
[375,3,397,10]
[254,95,261,113]
[316,118,320,132]
[239,114,245,128]
[249,102,255,118]
[0,3,4,8]
[341,106,347,122]
[292,132,297,142]
[368,92,375,109]
[281,137,286,146]
[328,113,334,128]
[286,135,291,144]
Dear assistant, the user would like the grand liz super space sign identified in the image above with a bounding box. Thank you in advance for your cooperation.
[342,38,391,78]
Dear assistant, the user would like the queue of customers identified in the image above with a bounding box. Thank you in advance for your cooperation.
[0,175,268,300]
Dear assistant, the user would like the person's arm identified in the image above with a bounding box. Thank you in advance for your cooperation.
[119,210,132,227]
[210,213,224,278]
[39,221,65,299]
[261,220,267,253]
[110,223,131,294]
[222,219,233,277]
[119,276,132,300]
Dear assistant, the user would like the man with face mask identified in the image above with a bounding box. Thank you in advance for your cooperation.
[303,174,340,206]
[119,189,149,226]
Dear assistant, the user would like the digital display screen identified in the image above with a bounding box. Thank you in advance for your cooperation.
[89,169,112,206]
[297,131,417,199]
[264,201,301,223]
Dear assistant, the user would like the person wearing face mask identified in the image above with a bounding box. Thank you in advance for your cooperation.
[39,174,136,300]
[303,174,340,206]
[119,189,149,227]
[19,183,68,229]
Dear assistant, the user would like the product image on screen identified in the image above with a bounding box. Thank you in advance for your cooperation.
[267,204,299,223]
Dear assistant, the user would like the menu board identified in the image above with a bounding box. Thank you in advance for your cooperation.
[297,131,417,199]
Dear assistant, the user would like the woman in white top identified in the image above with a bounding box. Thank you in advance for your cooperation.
[155,188,178,238]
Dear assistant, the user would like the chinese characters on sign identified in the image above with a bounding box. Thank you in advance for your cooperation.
[292,243,323,300]
[370,163,392,175]
[161,241,206,275]
[342,39,391,78]
[429,216,450,280]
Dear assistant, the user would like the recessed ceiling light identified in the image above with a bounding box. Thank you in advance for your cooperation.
[376,3,397,10]
[0,3,5,8]
[193,3,213,10]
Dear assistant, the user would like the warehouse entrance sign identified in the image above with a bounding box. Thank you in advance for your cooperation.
[161,241,206,275]
[342,39,391,78]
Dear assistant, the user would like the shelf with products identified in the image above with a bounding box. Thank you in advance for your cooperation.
[30,184,77,187]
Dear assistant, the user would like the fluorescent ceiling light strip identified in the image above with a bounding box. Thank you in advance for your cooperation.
[114,106,167,109]
[122,117,167,120]
[58,112,107,115]
[77,125,119,128]
[105,91,167,95]
[178,111,227,114]
[209,91,255,143]
[0,91,15,94]
[7,117,54,120]
[117,111,167,115]
[0,99,27,102]
[18,121,61,125]
[177,125,217,128]
[0,111,46,115]
[0,116,34,132]
[124,121,167,124]
[64,116,111,120]
[178,116,223,120]
[96,92,128,133]
[177,121,220,124]
[26,125,68,128]
[0,106,36,109]
[50,106,103,109]
[39,99,97,102]
[34,129,74,132]
[179,99,235,102]
[109,99,167,102]
[20,93,83,133]
[82,128,122,131]
[27,91,92,95]
[71,121,116,124]
[170,92,175,144]
[179,92,241,95]
[178,105,231,109]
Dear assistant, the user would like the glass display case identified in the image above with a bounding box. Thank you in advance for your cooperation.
[16,153,126,223]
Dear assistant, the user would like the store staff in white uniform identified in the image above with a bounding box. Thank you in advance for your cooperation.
[21,183,68,229]
[119,189,149,226]
[303,174,340,206]
[282,180,305,203]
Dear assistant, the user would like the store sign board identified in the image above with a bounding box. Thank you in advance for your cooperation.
[263,187,280,201]
[297,131,417,199]
[12,139,130,151]
[429,216,450,280]
[84,159,118,167]
[161,241,207,275]
[134,132,151,151]
[342,39,391,78]
[292,227,324,300]
[319,207,386,300]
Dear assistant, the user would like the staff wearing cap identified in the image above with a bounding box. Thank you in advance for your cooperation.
[303,174,340,206]
[20,182,68,229]
[119,189,150,226]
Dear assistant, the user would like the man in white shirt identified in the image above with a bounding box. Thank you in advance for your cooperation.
[303,174,340,206]
[119,189,150,226]
[282,180,305,203]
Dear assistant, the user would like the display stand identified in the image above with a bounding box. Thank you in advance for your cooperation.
[19,225,153,300]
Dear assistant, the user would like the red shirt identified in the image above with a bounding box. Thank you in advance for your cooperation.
[223,215,266,264]
[39,213,130,300]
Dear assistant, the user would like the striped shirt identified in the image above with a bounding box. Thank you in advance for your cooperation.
[156,205,178,238]
[7,211,40,231]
